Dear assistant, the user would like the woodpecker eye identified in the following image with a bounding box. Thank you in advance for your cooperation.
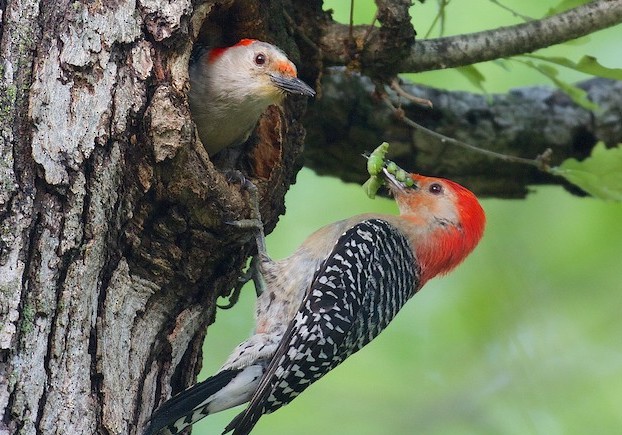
[429,183,443,195]
[254,53,266,65]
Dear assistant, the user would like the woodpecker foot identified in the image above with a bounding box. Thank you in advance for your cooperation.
[225,171,269,259]
[218,270,248,309]
[224,170,272,300]
[218,252,270,308]
[246,256,268,297]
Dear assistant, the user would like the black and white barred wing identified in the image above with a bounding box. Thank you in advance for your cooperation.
[225,219,421,435]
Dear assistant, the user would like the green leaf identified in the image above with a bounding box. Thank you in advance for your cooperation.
[455,65,487,95]
[492,58,511,72]
[550,142,622,201]
[518,59,599,111]
[524,54,622,80]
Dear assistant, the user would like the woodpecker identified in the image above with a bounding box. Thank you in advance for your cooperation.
[144,169,486,435]
[188,39,316,155]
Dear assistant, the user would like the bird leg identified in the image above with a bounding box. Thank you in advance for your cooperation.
[225,171,271,301]
[226,171,269,258]
[218,256,263,309]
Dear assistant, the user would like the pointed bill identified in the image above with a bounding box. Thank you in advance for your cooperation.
[383,168,418,194]
[269,73,316,97]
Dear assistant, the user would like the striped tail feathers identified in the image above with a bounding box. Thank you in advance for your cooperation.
[222,410,245,435]
[144,368,242,435]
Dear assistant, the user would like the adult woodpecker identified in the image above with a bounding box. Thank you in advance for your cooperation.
[188,39,316,155]
[144,170,486,435]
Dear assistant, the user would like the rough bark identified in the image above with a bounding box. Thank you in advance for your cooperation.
[318,0,622,73]
[303,71,622,197]
[1,1,309,434]
[0,1,620,435]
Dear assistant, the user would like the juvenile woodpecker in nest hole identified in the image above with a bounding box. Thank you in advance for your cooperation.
[188,39,315,155]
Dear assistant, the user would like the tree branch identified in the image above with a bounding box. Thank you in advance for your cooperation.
[319,0,622,73]
[303,70,622,197]
[380,94,553,171]
[371,0,415,78]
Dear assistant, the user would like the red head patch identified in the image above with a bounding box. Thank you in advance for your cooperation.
[401,174,486,285]
[207,39,258,64]
[275,60,297,77]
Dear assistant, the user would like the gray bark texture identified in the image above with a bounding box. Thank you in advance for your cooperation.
[304,71,622,197]
[319,0,622,73]
[1,1,307,434]
[0,0,620,434]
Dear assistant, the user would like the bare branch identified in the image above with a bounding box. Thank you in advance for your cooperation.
[380,94,552,171]
[390,79,433,108]
[303,69,622,197]
[320,0,622,73]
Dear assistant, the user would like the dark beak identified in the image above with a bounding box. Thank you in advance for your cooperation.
[382,168,417,194]
[270,74,316,97]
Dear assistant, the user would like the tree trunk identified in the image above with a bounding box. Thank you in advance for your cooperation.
[1,1,308,434]
[0,1,619,435]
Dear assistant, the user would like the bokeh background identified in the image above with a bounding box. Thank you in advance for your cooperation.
[196,1,622,434]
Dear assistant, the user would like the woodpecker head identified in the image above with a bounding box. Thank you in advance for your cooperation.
[188,39,315,154]
[385,170,486,284]
[203,39,314,102]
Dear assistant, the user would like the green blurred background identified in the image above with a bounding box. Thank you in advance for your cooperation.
[197,1,622,434]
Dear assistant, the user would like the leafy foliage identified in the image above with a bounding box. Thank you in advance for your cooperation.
[551,142,622,201]
[455,65,488,95]
[524,54,622,80]
[516,59,599,110]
